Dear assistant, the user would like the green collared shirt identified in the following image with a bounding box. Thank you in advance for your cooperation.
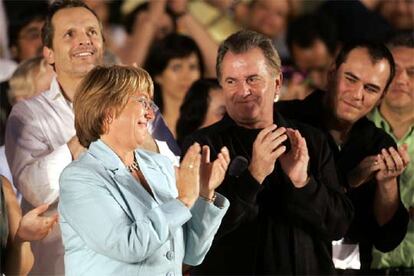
[368,107,414,268]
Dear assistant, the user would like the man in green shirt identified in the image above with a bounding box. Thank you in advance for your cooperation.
[369,33,414,272]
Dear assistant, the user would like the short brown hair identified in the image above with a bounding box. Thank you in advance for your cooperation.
[74,65,154,148]
[42,0,103,49]
[216,30,281,82]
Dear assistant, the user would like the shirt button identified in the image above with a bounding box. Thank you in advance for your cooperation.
[166,272,174,276]
[166,250,174,260]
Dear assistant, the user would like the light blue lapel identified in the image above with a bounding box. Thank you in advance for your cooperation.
[88,140,158,220]
[135,150,174,204]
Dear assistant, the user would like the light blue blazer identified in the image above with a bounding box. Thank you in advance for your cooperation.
[59,140,229,276]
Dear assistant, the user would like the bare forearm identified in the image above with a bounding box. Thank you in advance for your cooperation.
[118,22,157,66]
[374,178,399,226]
[177,14,218,77]
[5,239,34,276]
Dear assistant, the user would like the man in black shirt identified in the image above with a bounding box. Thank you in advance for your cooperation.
[277,42,410,271]
[183,30,353,275]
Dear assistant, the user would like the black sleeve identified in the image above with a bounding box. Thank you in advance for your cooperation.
[182,133,264,239]
[266,128,354,241]
[346,127,409,252]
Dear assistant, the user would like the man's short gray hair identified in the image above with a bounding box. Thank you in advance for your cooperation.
[216,30,281,82]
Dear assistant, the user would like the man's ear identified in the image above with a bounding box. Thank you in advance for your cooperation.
[274,71,283,102]
[43,46,55,65]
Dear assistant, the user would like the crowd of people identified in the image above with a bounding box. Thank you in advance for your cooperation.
[0,0,413,275]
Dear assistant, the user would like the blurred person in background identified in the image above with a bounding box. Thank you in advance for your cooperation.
[369,32,414,275]
[144,33,204,137]
[176,78,225,147]
[120,0,218,76]
[1,175,57,275]
[377,0,414,33]
[8,56,55,105]
[282,13,339,100]
[244,0,300,62]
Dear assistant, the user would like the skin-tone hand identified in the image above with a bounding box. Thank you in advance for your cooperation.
[376,145,410,184]
[200,145,231,199]
[67,135,86,160]
[16,204,58,242]
[176,143,201,208]
[348,154,382,188]
[279,128,310,188]
[168,0,188,15]
[249,124,288,184]
[348,145,410,189]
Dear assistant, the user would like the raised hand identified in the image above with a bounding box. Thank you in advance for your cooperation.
[279,128,310,188]
[249,124,288,184]
[347,154,382,188]
[200,145,230,199]
[375,145,410,184]
[16,204,58,242]
[176,143,201,208]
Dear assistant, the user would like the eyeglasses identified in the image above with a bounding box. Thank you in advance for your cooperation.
[130,96,158,111]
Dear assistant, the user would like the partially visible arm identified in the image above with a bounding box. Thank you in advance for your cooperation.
[118,0,167,66]
[3,176,34,276]
[374,146,410,226]
[5,103,72,206]
[176,13,218,77]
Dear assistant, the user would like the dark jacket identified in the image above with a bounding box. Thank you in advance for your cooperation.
[277,90,409,269]
[182,112,354,275]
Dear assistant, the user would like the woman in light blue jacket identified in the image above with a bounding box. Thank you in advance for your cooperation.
[59,65,230,276]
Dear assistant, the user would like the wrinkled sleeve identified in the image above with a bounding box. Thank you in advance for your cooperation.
[182,135,261,239]
[184,193,229,265]
[5,103,72,206]
[59,165,193,263]
[279,132,354,240]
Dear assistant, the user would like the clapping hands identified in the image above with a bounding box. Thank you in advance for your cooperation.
[348,145,410,188]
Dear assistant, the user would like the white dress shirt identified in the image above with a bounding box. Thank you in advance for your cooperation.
[5,77,73,275]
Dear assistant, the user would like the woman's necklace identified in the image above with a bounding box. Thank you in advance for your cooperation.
[126,158,140,173]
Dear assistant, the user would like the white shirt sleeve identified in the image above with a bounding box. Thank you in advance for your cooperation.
[5,100,72,206]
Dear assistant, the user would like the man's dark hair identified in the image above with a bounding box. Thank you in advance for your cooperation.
[7,2,48,48]
[387,32,414,49]
[286,14,338,56]
[41,0,102,49]
[216,30,281,82]
[335,42,396,94]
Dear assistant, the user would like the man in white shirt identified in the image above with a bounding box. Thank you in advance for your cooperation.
[5,0,104,274]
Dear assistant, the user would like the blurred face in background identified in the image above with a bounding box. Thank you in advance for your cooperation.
[379,0,414,31]
[155,53,201,102]
[247,0,289,39]
[382,46,414,113]
[200,87,226,128]
[12,19,44,62]
[291,39,334,90]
